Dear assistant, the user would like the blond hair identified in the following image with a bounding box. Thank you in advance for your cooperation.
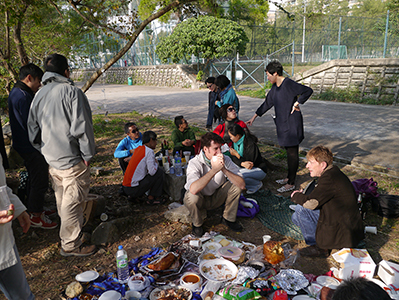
[307,145,333,166]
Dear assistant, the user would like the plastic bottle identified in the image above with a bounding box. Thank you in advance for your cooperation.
[174,151,183,176]
[116,245,129,284]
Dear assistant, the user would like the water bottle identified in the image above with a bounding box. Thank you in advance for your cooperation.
[174,151,183,176]
[116,245,129,284]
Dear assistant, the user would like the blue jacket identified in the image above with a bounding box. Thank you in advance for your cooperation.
[114,133,143,158]
[8,81,36,153]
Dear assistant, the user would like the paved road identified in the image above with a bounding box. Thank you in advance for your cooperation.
[83,83,399,176]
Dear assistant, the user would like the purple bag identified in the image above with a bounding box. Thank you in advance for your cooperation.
[236,195,260,218]
[352,178,380,199]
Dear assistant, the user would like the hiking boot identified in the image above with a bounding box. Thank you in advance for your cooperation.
[30,212,58,229]
[192,224,204,237]
[222,218,243,232]
[60,244,97,257]
[299,245,330,258]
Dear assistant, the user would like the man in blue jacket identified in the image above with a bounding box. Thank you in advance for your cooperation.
[8,63,57,230]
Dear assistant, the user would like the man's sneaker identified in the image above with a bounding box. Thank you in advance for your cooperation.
[30,212,58,229]
[222,217,243,232]
[192,224,204,237]
[60,244,97,257]
[43,207,57,217]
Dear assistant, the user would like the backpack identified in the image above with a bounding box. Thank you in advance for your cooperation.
[372,195,399,219]
[236,195,260,218]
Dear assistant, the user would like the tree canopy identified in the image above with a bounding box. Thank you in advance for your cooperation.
[156,16,249,63]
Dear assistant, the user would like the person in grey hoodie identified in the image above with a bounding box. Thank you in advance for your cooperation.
[28,53,96,257]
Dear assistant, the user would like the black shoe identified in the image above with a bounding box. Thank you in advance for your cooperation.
[222,218,243,232]
[192,224,204,237]
[118,186,127,196]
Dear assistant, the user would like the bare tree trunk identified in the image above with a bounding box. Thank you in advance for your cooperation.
[13,3,30,65]
[81,0,194,92]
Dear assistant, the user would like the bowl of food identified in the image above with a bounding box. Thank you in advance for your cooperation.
[150,286,192,300]
[199,258,238,282]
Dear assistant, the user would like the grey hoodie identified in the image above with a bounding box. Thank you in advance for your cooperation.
[28,72,95,170]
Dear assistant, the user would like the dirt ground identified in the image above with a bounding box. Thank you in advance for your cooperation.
[3,112,399,300]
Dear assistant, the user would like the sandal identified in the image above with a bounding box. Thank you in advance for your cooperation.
[276,178,288,185]
[277,185,295,193]
[146,197,167,206]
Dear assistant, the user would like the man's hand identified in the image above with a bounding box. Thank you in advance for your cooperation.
[241,161,253,169]
[129,149,135,154]
[211,154,224,173]
[246,114,258,126]
[124,156,132,163]
[229,148,240,159]
[291,189,303,198]
[17,211,31,233]
[182,139,193,147]
[0,204,14,224]
[83,160,90,167]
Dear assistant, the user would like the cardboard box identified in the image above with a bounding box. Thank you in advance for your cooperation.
[332,248,376,279]
[378,260,399,288]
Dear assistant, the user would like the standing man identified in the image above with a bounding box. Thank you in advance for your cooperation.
[184,132,245,237]
[8,63,57,230]
[205,77,220,130]
[171,116,196,155]
[28,54,96,257]
[290,145,364,257]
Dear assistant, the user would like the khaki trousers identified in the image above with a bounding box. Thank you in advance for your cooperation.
[49,161,90,251]
[184,181,241,227]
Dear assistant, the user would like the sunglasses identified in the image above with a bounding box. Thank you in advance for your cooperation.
[207,84,213,89]
[130,128,139,134]
[227,107,235,112]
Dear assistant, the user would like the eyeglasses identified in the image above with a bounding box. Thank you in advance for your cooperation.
[227,107,235,112]
[207,84,213,89]
[130,128,139,134]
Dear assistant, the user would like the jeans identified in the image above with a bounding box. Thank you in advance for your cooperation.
[19,151,49,213]
[291,204,320,245]
[239,167,266,193]
[0,245,35,300]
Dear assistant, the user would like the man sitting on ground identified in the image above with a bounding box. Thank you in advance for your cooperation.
[184,132,246,237]
[171,115,196,156]
[290,145,364,257]
[114,122,143,174]
[122,131,166,205]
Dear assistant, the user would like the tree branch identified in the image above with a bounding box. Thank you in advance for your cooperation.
[67,0,128,39]
[81,0,196,92]
[13,3,30,65]
[49,0,64,18]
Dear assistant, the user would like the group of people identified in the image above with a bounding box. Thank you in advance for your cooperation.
[1,58,369,299]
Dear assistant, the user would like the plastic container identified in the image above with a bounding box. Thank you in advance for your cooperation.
[116,245,129,284]
[127,273,149,291]
[174,151,183,176]
[128,77,133,86]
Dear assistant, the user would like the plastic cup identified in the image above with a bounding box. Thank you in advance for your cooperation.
[364,226,377,234]
[263,235,271,243]
[0,185,11,211]
[163,162,170,174]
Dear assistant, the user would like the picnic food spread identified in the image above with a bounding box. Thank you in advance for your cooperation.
[66,232,397,300]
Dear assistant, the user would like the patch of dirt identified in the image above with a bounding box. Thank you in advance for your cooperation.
[3,112,399,300]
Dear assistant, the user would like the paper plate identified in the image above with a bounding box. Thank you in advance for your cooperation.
[200,258,238,282]
[149,286,192,300]
[316,275,340,287]
[98,290,121,300]
[289,204,297,211]
[75,270,99,282]
[202,241,222,252]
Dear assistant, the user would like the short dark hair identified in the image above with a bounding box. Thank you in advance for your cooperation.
[124,122,137,134]
[19,63,44,81]
[200,132,224,149]
[220,103,235,121]
[174,115,184,128]
[332,277,391,300]
[215,75,230,90]
[266,60,283,76]
[205,77,215,84]
[44,53,69,76]
[142,131,157,144]
[228,123,258,144]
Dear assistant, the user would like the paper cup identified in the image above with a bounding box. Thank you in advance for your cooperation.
[0,185,11,211]
[263,235,271,243]
[364,226,377,234]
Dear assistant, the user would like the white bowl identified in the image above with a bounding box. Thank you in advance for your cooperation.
[128,273,149,291]
[179,272,202,291]
[98,290,121,300]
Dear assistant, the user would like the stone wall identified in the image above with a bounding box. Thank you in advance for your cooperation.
[293,58,399,103]
[71,64,200,89]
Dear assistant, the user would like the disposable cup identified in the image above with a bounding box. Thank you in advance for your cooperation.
[364,226,377,234]
[0,185,11,211]
[263,235,271,243]
[163,162,170,174]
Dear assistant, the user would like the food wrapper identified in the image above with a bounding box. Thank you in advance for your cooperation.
[274,269,309,295]
[217,284,261,300]
[231,267,260,285]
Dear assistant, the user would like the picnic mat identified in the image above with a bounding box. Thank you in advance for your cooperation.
[249,189,304,241]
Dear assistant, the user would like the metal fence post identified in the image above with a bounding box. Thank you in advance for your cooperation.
[292,40,295,77]
[338,17,342,59]
[383,10,390,58]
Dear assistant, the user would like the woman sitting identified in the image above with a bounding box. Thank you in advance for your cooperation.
[228,123,267,194]
[213,104,247,146]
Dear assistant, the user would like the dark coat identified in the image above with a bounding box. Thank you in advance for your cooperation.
[255,78,313,147]
[291,165,364,249]
[231,136,268,173]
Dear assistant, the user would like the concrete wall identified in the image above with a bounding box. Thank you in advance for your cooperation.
[71,64,201,89]
[293,58,399,103]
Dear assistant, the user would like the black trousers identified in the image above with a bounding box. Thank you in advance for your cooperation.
[118,157,129,174]
[285,145,299,186]
[123,167,164,198]
[18,150,49,213]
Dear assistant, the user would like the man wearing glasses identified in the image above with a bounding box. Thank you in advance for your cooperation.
[114,122,143,173]
[205,77,221,130]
